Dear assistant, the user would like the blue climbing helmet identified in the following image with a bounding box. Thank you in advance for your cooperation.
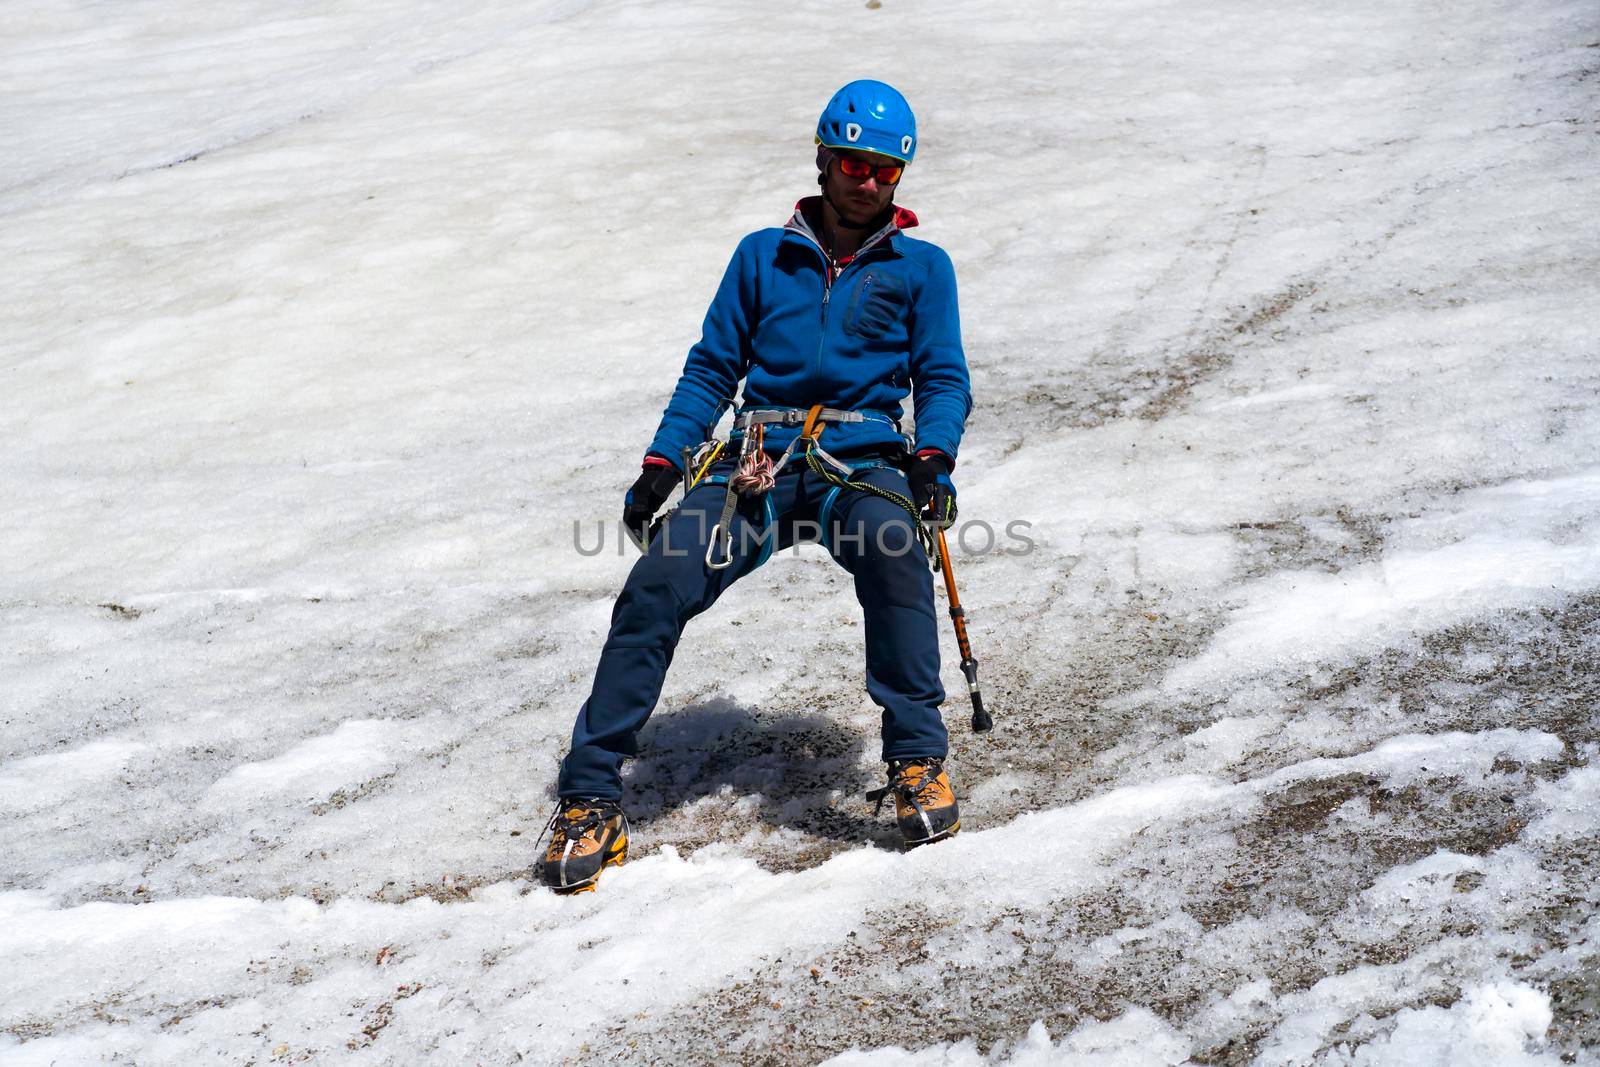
[815,80,917,164]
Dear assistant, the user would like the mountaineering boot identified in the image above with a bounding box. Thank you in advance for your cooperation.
[867,758,960,846]
[537,799,628,894]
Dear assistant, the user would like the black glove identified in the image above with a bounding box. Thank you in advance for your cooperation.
[907,451,957,529]
[623,461,683,549]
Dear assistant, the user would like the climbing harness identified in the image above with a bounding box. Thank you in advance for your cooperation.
[700,404,938,571]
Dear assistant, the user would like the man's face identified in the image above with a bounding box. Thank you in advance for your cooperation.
[823,148,902,225]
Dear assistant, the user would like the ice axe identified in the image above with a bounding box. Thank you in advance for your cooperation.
[933,526,992,733]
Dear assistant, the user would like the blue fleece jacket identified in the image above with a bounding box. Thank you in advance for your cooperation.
[646,198,972,470]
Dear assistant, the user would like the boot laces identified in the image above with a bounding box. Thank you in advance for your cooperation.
[536,799,619,852]
[868,758,946,815]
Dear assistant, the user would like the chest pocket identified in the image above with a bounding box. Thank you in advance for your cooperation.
[843,271,909,340]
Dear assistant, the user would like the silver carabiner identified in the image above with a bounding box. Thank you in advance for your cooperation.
[705,523,734,570]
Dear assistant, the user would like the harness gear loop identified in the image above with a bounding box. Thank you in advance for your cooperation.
[687,439,725,490]
[731,424,775,494]
[707,416,770,569]
[801,403,827,443]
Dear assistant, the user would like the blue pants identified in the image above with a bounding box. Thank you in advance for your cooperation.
[557,455,948,801]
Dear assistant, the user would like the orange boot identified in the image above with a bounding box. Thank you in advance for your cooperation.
[868,758,960,846]
[537,799,629,894]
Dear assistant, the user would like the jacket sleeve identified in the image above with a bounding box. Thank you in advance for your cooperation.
[908,246,973,463]
[645,236,756,471]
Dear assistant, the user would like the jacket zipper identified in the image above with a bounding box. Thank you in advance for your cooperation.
[817,269,832,375]
[784,228,834,376]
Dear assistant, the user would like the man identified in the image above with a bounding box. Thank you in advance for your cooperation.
[539,80,973,894]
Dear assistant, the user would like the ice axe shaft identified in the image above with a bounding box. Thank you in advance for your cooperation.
[934,526,992,733]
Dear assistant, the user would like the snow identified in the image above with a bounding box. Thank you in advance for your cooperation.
[1353,982,1557,1067]
[3,0,1598,1061]
[1164,471,1600,691]
[0,740,146,814]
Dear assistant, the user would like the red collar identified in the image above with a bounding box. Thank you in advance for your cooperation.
[791,196,919,234]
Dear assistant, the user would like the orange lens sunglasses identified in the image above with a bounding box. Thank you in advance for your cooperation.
[836,156,904,185]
